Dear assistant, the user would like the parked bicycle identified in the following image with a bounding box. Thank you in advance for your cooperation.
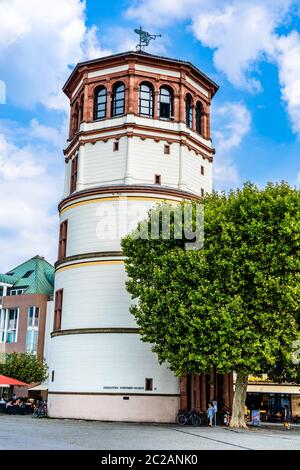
[32,401,47,418]
[176,409,202,426]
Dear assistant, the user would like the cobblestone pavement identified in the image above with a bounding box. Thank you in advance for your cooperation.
[0,415,300,450]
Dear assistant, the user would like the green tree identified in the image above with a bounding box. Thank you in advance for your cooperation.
[0,353,48,384]
[122,182,300,428]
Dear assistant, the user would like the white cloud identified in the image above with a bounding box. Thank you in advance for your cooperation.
[276,31,300,136]
[0,0,113,271]
[83,25,112,59]
[0,175,61,271]
[190,2,280,91]
[126,0,199,26]
[0,80,5,104]
[0,134,45,180]
[0,117,68,151]
[28,119,68,149]
[213,102,252,153]
[127,0,300,136]
[102,26,168,55]
[0,0,110,112]
[212,102,251,189]
[0,120,64,271]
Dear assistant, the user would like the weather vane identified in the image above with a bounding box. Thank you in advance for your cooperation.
[134,26,161,51]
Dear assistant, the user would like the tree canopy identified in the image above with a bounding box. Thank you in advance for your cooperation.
[0,352,48,384]
[122,182,300,427]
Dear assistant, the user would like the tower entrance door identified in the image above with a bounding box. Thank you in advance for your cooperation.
[180,370,233,416]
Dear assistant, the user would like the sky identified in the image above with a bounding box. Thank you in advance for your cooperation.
[0,0,299,271]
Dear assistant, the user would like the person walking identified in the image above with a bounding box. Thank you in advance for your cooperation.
[283,405,291,430]
[207,403,214,427]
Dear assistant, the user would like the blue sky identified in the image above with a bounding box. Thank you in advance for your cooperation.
[0,0,299,270]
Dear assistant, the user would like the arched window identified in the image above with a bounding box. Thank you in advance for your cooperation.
[196,101,204,135]
[111,82,125,117]
[74,103,79,134]
[94,86,107,120]
[186,94,192,128]
[159,86,173,119]
[79,95,84,123]
[139,82,154,117]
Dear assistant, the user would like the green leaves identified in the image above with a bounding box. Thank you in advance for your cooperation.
[0,353,48,384]
[121,182,300,379]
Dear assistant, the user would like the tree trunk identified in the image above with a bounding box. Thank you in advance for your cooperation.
[230,371,248,429]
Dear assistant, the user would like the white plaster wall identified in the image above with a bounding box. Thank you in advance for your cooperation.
[83,115,212,149]
[183,147,212,195]
[80,138,126,189]
[48,333,179,394]
[63,159,71,199]
[72,79,83,98]
[64,133,211,195]
[135,63,181,78]
[54,263,135,329]
[88,64,128,79]
[43,300,54,363]
[186,75,209,97]
[129,137,180,187]
[61,196,177,255]
[48,394,179,423]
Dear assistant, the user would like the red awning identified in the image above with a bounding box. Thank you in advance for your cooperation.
[0,375,28,386]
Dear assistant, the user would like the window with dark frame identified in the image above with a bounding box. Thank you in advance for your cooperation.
[201,188,205,197]
[70,155,78,193]
[58,220,68,260]
[201,165,204,175]
[145,378,153,391]
[196,101,204,135]
[53,289,63,331]
[5,309,18,343]
[94,86,107,120]
[113,141,119,151]
[139,82,154,117]
[186,94,193,128]
[164,144,170,155]
[74,104,79,134]
[7,288,25,296]
[79,94,84,123]
[26,306,39,355]
[111,82,125,117]
[22,270,34,278]
[155,174,161,185]
[159,86,173,119]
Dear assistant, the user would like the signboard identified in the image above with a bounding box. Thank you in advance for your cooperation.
[252,410,261,426]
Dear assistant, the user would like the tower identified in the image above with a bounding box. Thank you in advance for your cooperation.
[47,51,218,422]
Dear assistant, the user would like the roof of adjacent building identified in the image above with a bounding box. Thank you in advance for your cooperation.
[0,255,54,295]
[63,50,219,96]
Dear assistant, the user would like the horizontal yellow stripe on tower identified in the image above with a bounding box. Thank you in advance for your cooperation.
[56,259,124,273]
[60,196,182,214]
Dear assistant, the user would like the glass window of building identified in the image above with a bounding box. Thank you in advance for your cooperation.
[139,82,154,117]
[196,101,204,135]
[94,86,107,120]
[186,94,193,128]
[26,306,40,354]
[6,309,18,343]
[159,87,173,119]
[0,309,6,342]
[111,82,125,117]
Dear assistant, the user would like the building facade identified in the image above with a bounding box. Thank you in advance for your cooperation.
[0,256,54,359]
[47,51,230,422]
